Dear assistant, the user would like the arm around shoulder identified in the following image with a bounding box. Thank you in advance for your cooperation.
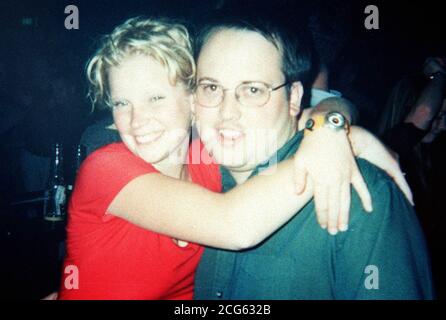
[334,162,434,299]
[107,158,313,250]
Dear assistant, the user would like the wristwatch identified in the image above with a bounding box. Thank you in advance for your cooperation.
[305,111,349,135]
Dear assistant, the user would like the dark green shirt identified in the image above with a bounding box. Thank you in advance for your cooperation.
[194,132,434,300]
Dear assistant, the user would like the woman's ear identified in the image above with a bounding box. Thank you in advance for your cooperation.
[289,82,304,117]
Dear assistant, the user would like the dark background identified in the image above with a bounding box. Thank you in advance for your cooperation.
[0,0,445,299]
[2,0,444,200]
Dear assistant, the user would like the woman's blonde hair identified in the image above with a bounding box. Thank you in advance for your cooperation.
[86,16,195,109]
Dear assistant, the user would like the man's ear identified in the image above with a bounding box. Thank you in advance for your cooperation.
[289,81,304,117]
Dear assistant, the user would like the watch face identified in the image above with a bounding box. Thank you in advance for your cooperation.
[326,112,345,129]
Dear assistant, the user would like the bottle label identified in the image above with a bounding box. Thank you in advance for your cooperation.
[44,185,66,221]
[54,185,66,216]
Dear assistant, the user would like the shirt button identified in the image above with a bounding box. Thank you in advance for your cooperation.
[216,291,223,298]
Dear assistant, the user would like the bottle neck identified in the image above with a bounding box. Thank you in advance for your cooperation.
[51,144,64,182]
[75,144,86,172]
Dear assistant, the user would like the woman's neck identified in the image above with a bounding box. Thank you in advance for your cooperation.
[152,135,190,180]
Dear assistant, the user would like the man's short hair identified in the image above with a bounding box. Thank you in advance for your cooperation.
[86,16,195,110]
[194,7,317,102]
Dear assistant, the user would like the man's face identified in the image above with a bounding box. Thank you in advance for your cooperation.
[195,29,303,173]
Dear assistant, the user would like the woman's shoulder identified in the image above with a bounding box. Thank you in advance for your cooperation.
[84,142,146,168]
[78,142,157,185]
[89,142,130,158]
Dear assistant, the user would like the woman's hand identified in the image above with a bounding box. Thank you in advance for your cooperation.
[293,125,372,235]
[41,292,58,300]
[293,123,414,235]
[348,126,414,204]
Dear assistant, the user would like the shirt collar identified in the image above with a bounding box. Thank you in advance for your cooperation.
[220,131,304,192]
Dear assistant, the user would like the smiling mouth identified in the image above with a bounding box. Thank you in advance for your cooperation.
[218,129,244,146]
[135,131,164,145]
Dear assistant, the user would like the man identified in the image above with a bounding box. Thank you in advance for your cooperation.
[192,12,434,300]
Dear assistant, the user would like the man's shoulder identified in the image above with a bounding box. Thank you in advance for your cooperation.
[81,119,121,156]
[347,157,417,232]
[80,142,156,180]
[356,158,397,196]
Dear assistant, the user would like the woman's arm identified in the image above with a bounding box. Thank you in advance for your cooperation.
[108,158,313,251]
[293,97,413,234]
[108,99,412,250]
[305,98,413,203]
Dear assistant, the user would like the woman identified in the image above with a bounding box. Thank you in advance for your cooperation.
[58,17,410,299]
[379,57,446,298]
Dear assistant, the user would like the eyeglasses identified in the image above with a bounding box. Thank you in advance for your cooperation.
[195,81,288,108]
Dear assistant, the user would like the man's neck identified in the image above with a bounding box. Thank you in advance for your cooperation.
[229,125,298,185]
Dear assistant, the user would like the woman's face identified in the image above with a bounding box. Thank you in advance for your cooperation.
[108,54,192,165]
[431,99,446,134]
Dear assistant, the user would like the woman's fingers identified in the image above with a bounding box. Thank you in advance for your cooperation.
[377,148,414,205]
[387,167,414,205]
[41,292,58,300]
[314,185,328,229]
[327,185,341,235]
[351,164,373,212]
[338,182,351,232]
